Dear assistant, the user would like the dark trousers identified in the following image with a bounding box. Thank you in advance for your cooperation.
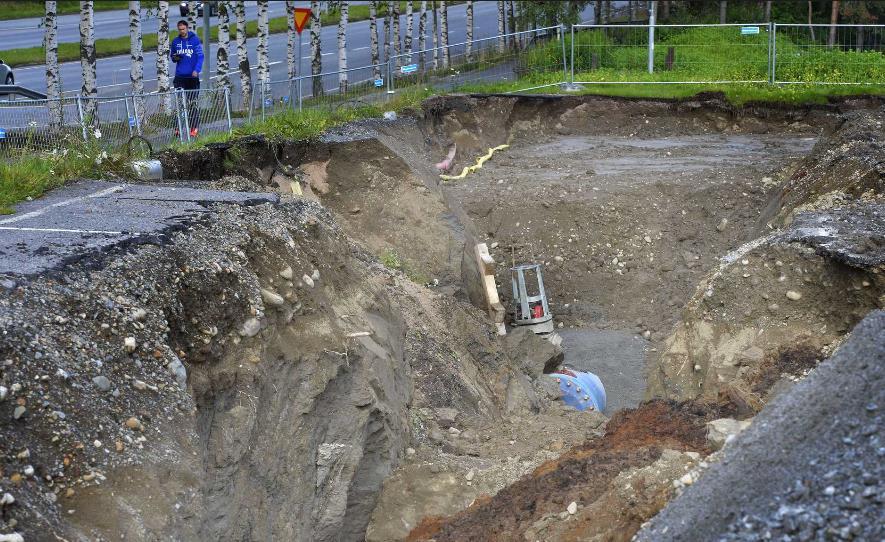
[173,76,200,129]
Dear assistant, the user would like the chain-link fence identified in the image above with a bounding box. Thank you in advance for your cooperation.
[390,25,568,93]
[570,23,772,84]
[773,24,885,84]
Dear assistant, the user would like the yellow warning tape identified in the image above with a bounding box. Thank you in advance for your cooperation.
[439,144,510,181]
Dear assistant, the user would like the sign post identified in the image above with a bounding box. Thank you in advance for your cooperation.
[293,7,311,110]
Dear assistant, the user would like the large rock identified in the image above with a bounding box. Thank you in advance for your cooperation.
[705,418,752,451]
[503,327,564,378]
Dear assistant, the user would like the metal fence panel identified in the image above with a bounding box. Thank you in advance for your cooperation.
[571,23,771,84]
[773,24,885,85]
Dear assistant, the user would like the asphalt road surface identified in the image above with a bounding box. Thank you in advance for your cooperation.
[0,180,277,276]
[10,2,595,97]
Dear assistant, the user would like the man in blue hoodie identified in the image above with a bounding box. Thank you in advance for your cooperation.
[171,20,204,137]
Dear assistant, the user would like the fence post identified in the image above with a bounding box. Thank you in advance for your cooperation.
[560,24,568,82]
[224,87,232,133]
[76,95,88,142]
[770,23,777,84]
[180,90,191,142]
[124,97,134,137]
[387,58,394,95]
[648,1,656,74]
[570,24,575,84]
[298,76,303,111]
[174,89,185,143]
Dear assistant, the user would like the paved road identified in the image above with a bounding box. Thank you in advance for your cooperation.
[11,2,595,97]
[0,180,277,276]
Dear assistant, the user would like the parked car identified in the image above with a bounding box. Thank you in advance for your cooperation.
[179,2,217,18]
[0,59,13,85]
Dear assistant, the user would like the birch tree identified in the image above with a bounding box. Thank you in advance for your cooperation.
[129,1,145,125]
[370,1,381,79]
[827,1,840,48]
[497,0,505,52]
[338,1,348,92]
[393,1,402,68]
[764,1,771,23]
[507,0,515,47]
[257,0,269,101]
[310,0,323,97]
[286,0,296,79]
[186,1,197,29]
[217,1,231,94]
[236,1,252,110]
[157,0,171,112]
[383,2,391,62]
[594,0,601,24]
[432,1,439,69]
[405,1,413,58]
[465,1,473,62]
[440,1,449,68]
[719,1,727,24]
[419,1,427,67]
[46,1,63,130]
[79,0,97,124]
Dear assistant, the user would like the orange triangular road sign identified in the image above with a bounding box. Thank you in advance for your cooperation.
[294,7,311,34]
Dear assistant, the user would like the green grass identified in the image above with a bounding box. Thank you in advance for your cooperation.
[0,138,130,213]
[0,1,428,67]
[0,1,139,20]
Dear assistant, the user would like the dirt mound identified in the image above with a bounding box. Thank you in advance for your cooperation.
[405,399,733,542]
[648,108,885,404]
[637,310,885,542]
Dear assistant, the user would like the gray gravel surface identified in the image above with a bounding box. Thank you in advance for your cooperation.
[636,310,885,542]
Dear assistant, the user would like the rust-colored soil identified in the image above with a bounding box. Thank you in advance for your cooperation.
[407,399,735,542]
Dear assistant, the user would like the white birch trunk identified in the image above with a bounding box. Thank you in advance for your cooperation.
[465,1,473,62]
[129,1,145,125]
[507,0,515,47]
[235,0,252,110]
[156,1,172,112]
[440,1,449,68]
[405,1,413,58]
[310,0,323,97]
[497,0,505,52]
[286,0,296,79]
[79,0,97,122]
[418,1,427,67]
[370,1,381,79]
[187,1,197,29]
[383,2,391,62]
[338,2,348,92]
[217,1,231,93]
[46,1,63,130]
[393,2,401,68]
[257,0,269,100]
[432,0,439,69]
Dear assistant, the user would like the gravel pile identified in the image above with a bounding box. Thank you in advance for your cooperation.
[637,310,884,541]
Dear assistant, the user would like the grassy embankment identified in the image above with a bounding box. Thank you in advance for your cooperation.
[0,1,137,20]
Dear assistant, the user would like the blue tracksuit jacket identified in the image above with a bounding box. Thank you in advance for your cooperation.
[171,31,204,77]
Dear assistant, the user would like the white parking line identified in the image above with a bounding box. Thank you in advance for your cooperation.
[0,185,125,225]
[0,226,124,235]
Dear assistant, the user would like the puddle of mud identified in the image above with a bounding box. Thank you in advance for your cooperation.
[558,328,648,414]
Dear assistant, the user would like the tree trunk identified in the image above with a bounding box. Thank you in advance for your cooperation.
[855,24,863,52]
[310,0,323,97]
[393,1,401,68]
[129,0,145,125]
[370,1,381,79]
[662,1,670,21]
[440,1,449,68]
[627,0,633,22]
[235,0,252,110]
[604,0,611,25]
[497,1,505,52]
[46,1,62,130]
[594,0,602,24]
[507,0,515,47]
[338,2,348,92]
[808,1,816,42]
[384,2,391,63]
[465,1,473,62]
[187,1,197,29]
[764,1,771,23]
[157,1,172,112]
[217,2,231,99]
[431,1,439,69]
[719,1,727,24]
[827,1,839,48]
[79,0,97,123]
[286,0,296,79]
[419,1,427,67]
[405,1,413,58]
[257,0,269,100]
